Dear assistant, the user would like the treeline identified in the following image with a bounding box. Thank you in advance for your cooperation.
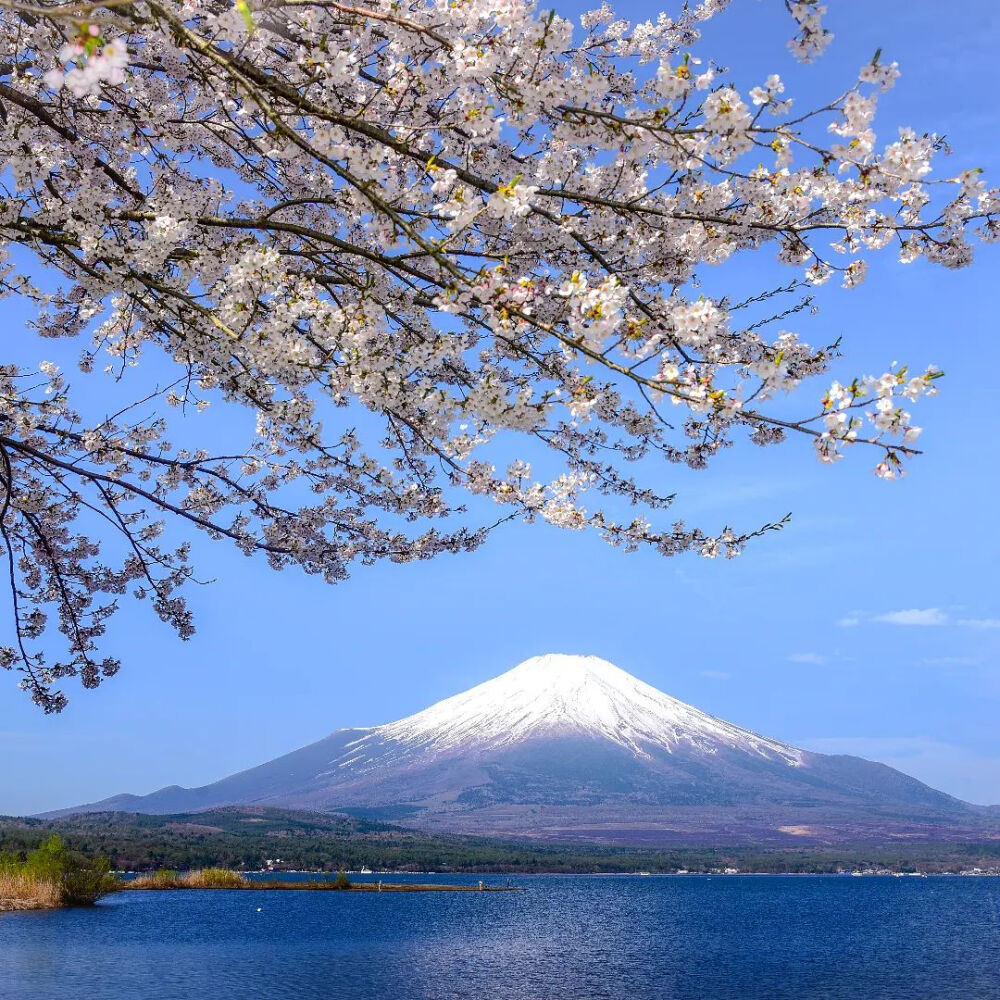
[2,808,1000,875]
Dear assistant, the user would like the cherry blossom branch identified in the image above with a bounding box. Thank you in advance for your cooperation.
[0,0,994,707]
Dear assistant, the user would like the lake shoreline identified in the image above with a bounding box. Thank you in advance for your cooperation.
[0,899,60,913]
[2,879,523,912]
[120,867,525,893]
[124,879,521,893]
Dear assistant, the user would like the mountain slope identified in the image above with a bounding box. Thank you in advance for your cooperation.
[50,654,997,845]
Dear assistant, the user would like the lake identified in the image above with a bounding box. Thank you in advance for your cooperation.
[2,874,999,999]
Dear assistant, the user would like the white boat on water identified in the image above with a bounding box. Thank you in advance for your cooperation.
[359,865,373,874]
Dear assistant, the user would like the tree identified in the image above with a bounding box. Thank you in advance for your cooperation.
[0,0,995,710]
[9,833,116,904]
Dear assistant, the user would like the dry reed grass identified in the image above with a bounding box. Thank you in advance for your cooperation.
[0,871,62,911]
[128,868,249,890]
[184,868,249,889]
[122,873,518,893]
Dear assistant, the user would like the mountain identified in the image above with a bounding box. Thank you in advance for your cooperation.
[51,654,998,845]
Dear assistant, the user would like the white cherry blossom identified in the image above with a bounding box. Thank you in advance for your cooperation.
[0,0,994,709]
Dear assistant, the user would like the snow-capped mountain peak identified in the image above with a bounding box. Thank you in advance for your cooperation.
[56,653,990,845]
[342,654,801,765]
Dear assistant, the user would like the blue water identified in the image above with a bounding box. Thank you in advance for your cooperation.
[2,874,999,999]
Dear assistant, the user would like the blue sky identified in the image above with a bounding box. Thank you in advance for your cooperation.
[2,0,999,815]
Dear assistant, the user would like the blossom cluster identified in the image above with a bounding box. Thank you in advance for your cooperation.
[815,366,940,474]
[785,1,833,62]
[42,27,128,97]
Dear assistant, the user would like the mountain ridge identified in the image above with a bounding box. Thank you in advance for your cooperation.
[48,654,998,846]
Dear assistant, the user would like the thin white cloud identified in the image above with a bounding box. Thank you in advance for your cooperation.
[788,652,827,665]
[873,608,948,627]
[845,609,1000,629]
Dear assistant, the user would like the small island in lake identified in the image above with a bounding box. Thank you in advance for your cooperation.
[1,835,117,912]
[2,851,522,911]
[124,868,520,893]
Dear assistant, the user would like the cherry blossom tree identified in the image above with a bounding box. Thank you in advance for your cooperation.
[0,0,995,710]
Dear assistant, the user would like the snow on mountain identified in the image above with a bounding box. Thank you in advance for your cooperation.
[338,654,802,767]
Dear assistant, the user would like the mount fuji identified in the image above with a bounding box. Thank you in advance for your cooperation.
[53,654,997,844]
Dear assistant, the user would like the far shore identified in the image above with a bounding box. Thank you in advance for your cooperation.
[0,883,518,912]
[2,868,523,912]
[120,868,527,894]
[8,868,1000,913]
[126,881,520,893]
